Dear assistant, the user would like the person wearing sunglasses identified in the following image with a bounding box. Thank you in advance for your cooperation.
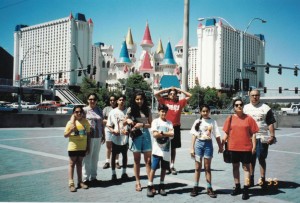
[243,89,276,190]
[64,105,91,192]
[82,93,105,186]
[154,86,192,175]
[222,98,259,200]
[102,95,121,170]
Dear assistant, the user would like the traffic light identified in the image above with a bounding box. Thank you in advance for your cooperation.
[243,78,249,91]
[264,87,267,93]
[93,66,96,75]
[234,79,240,91]
[122,85,126,90]
[265,62,270,74]
[78,70,82,77]
[105,83,108,88]
[47,74,51,80]
[87,65,91,74]
[251,61,256,71]
[295,87,298,94]
[278,64,282,75]
[36,76,39,82]
[279,87,282,93]
[294,68,298,76]
[58,72,62,78]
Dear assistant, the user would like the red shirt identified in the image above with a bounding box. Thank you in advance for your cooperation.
[158,98,187,126]
[223,114,259,151]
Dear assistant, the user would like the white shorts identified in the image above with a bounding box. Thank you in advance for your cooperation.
[105,128,112,142]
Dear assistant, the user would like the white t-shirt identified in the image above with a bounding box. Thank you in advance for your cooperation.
[151,118,174,161]
[244,102,274,138]
[106,108,128,145]
[190,118,221,140]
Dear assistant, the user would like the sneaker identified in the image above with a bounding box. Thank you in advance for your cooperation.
[190,186,198,197]
[69,183,77,192]
[171,167,177,175]
[147,185,155,197]
[207,187,217,198]
[111,174,117,181]
[166,167,171,175]
[159,184,167,196]
[116,162,121,169]
[103,162,110,169]
[231,187,242,196]
[258,178,268,191]
[242,189,250,200]
[121,173,129,180]
[78,181,88,189]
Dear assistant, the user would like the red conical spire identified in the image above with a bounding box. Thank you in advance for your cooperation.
[88,18,93,24]
[140,51,153,71]
[69,12,73,20]
[141,21,154,46]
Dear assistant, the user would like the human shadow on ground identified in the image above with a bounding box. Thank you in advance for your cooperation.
[250,180,300,197]
[167,184,205,195]
[179,168,224,174]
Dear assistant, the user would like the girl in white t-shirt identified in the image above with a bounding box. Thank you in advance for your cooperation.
[190,104,223,198]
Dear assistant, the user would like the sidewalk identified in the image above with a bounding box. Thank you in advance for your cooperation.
[0,127,299,202]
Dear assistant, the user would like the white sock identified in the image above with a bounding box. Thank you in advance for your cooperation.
[170,163,174,168]
[148,182,153,186]
[106,159,110,163]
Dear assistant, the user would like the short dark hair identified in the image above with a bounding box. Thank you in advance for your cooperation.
[232,98,244,107]
[73,105,84,113]
[168,88,178,95]
[158,104,168,111]
[87,93,98,101]
[116,94,126,101]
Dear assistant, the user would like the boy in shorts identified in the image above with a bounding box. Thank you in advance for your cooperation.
[147,104,174,197]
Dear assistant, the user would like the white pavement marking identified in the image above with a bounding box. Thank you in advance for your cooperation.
[0,136,61,141]
[0,144,68,160]
[269,149,300,155]
[0,166,68,180]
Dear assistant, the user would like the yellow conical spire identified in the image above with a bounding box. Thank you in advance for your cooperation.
[156,38,164,54]
[126,28,134,46]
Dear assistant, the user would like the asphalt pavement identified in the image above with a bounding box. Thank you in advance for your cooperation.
[0,127,299,202]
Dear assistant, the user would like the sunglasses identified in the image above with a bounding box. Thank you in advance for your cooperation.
[74,111,82,114]
[88,98,96,101]
[234,104,243,107]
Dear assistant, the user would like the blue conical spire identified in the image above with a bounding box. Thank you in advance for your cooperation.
[119,41,131,63]
[163,41,176,65]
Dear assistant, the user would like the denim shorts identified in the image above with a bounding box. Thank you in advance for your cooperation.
[255,138,269,159]
[130,129,152,153]
[194,139,213,161]
[151,155,170,170]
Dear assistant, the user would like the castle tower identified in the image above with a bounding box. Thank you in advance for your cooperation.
[139,51,154,85]
[161,41,177,75]
[140,21,154,52]
[114,40,132,79]
[126,28,137,65]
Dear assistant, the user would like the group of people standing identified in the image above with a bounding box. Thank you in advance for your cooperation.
[64,88,276,200]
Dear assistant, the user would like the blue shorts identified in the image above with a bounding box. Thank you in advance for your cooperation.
[255,139,269,159]
[151,155,170,170]
[130,129,152,153]
[194,139,213,161]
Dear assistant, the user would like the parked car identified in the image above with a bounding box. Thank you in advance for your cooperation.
[56,104,85,114]
[281,103,300,115]
[0,104,18,113]
[37,103,57,111]
[22,102,38,110]
[209,106,221,115]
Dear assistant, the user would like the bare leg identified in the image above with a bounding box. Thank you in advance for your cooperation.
[204,158,212,185]
[232,163,240,184]
[143,151,152,179]
[133,152,141,184]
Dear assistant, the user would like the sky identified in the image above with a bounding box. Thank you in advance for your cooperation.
[0,0,299,92]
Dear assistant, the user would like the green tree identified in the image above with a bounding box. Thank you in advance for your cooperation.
[75,77,111,109]
[122,74,152,107]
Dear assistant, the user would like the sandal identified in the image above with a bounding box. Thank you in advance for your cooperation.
[136,183,142,191]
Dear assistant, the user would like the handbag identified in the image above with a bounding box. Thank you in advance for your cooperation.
[130,127,143,139]
[223,115,232,163]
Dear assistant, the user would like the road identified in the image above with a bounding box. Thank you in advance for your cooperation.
[0,127,299,202]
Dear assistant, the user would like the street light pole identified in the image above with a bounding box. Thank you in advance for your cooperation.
[239,18,266,97]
